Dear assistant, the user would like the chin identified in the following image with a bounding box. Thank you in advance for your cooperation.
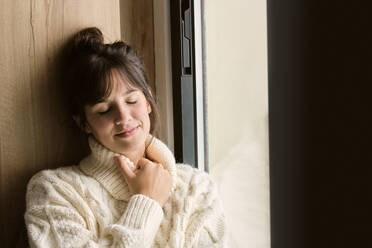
[113,135,146,153]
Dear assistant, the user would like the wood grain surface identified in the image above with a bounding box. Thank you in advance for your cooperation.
[120,0,156,93]
[0,0,121,247]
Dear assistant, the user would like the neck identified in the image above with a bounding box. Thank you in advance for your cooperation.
[80,134,177,200]
[121,145,146,167]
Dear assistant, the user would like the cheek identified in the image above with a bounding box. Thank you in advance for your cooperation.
[143,112,151,131]
[135,101,150,116]
[135,104,151,126]
[89,116,113,133]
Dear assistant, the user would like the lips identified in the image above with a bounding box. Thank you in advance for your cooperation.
[115,126,139,138]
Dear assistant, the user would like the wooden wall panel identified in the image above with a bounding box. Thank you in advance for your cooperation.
[0,1,121,247]
[120,0,156,93]
[153,0,174,149]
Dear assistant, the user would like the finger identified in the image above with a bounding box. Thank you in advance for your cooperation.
[137,157,153,167]
[137,158,166,174]
[137,157,163,168]
[114,156,136,180]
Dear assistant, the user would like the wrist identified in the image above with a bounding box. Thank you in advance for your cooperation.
[138,192,163,207]
[119,194,164,228]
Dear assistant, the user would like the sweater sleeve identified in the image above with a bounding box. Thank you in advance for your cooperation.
[196,201,227,248]
[195,192,228,247]
[24,172,163,248]
[183,169,228,248]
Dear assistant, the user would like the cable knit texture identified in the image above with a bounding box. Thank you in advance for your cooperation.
[25,135,227,247]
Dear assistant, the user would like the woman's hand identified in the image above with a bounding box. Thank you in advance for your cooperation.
[114,156,173,207]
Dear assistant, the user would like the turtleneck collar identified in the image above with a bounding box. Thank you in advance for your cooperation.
[79,135,177,201]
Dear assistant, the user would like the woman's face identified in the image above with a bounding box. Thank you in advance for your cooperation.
[83,71,151,155]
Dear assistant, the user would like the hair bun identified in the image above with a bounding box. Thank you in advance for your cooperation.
[72,27,104,53]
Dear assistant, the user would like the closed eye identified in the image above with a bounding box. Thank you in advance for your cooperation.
[127,100,137,104]
[98,108,111,115]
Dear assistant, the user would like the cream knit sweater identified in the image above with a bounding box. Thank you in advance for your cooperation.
[25,136,227,248]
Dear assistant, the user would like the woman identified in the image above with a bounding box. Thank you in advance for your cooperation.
[24,27,227,248]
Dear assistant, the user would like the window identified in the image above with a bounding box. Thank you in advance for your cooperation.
[169,1,270,247]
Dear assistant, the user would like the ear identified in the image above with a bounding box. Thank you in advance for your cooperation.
[73,116,92,134]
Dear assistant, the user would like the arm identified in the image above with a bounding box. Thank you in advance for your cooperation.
[196,198,227,248]
[185,171,228,248]
[25,173,163,248]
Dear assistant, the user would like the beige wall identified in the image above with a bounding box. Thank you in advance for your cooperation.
[0,1,121,246]
[204,0,270,247]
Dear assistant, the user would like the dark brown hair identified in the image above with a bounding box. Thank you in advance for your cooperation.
[60,27,160,136]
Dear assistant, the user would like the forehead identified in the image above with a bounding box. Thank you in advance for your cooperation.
[111,69,134,89]
[111,75,132,92]
[100,70,138,100]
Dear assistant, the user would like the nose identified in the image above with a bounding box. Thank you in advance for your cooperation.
[114,103,132,126]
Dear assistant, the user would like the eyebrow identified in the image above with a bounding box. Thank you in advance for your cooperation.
[96,89,138,103]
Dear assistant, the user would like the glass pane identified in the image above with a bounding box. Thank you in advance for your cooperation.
[204,1,270,247]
